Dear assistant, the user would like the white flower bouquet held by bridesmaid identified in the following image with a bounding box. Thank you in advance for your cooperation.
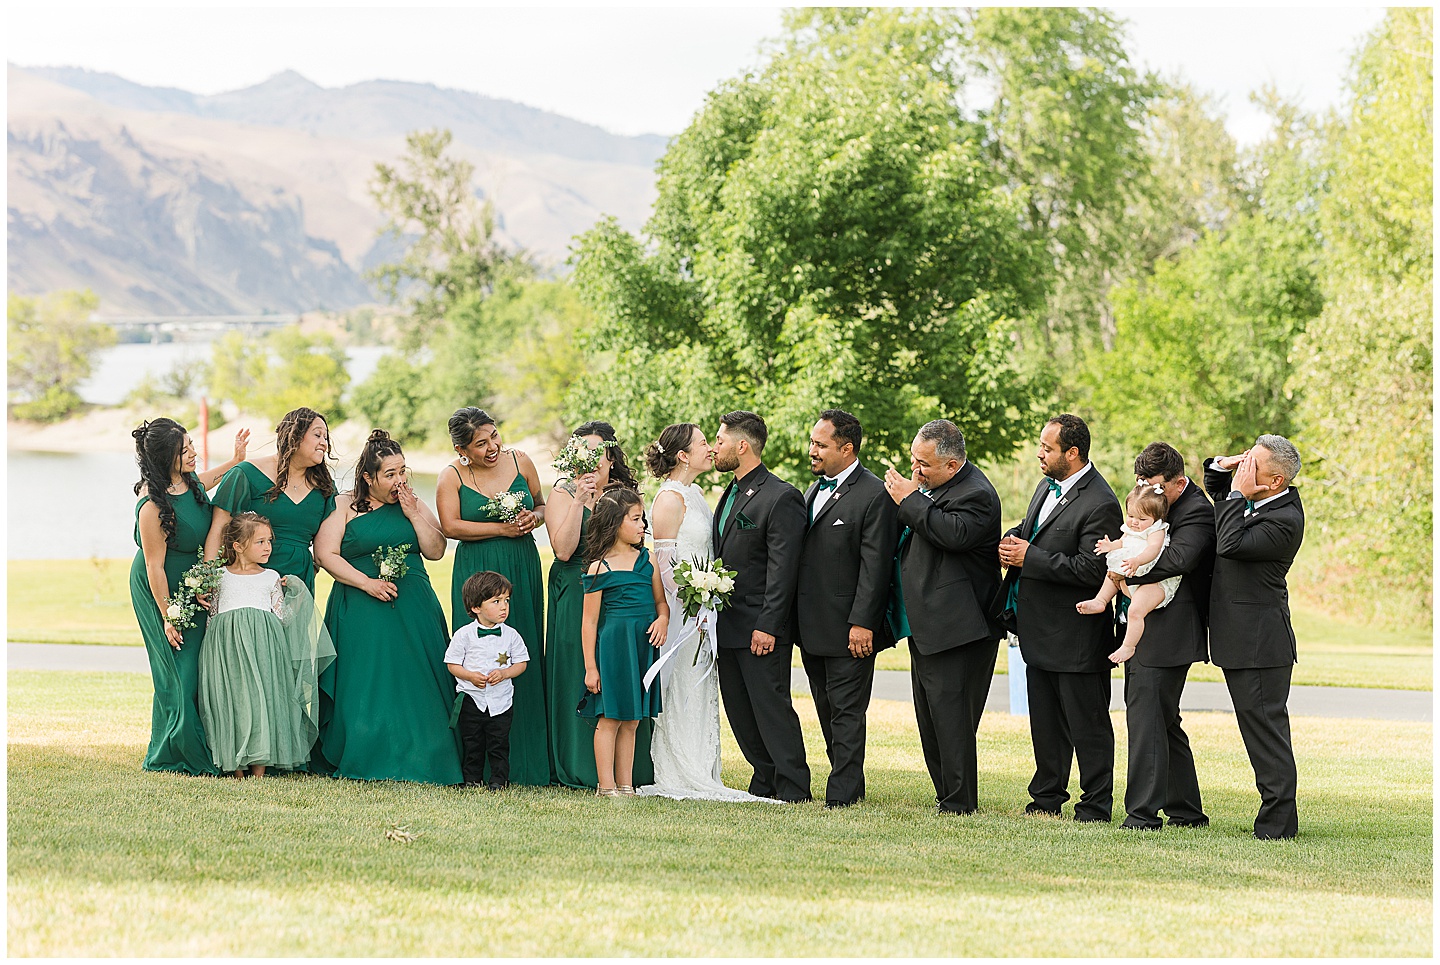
[553,435,617,478]
[486,489,528,523]
[166,550,225,631]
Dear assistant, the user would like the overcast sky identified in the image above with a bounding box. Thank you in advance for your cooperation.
[7,5,1387,145]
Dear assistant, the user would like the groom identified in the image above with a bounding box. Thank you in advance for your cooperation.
[712,410,812,802]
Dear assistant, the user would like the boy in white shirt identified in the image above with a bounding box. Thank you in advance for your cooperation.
[445,571,530,789]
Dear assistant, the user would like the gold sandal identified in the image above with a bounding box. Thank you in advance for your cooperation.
[596,786,620,797]
[617,785,636,796]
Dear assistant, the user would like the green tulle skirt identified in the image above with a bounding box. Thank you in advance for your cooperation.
[198,581,335,772]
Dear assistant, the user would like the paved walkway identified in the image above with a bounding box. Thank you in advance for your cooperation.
[11,642,1430,722]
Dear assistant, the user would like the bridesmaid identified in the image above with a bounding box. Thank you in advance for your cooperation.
[313,430,462,785]
[435,407,552,786]
[203,407,336,592]
[129,417,249,775]
[544,420,655,788]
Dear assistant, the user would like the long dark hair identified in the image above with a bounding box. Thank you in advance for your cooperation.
[573,420,639,492]
[132,418,206,544]
[449,407,497,450]
[351,429,405,514]
[586,488,646,569]
[267,407,336,502]
[643,423,701,479]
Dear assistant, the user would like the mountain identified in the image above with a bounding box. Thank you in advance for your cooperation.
[7,65,667,315]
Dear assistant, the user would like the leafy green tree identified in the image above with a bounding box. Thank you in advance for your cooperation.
[1288,8,1432,623]
[7,289,115,422]
[349,353,432,446]
[209,327,350,422]
[570,9,1047,481]
[369,129,528,348]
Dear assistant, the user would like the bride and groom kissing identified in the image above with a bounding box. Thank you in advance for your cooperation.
[643,408,895,807]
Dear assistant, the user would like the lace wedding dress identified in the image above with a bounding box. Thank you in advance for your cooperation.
[639,479,774,803]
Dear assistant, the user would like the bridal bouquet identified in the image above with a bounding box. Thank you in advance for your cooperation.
[673,557,737,664]
[487,489,528,523]
[552,435,616,478]
[373,544,411,582]
[165,549,224,630]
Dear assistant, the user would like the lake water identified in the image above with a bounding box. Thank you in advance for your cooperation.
[6,449,549,560]
[79,342,389,406]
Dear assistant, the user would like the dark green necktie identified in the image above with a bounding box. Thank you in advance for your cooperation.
[476,626,502,637]
[717,484,739,535]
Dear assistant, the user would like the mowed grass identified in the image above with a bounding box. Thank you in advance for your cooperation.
[8,670,1432,957]
[12,557,1432,690]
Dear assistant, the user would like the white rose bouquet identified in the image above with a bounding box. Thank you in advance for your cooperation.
[672,557,737,664]
[165,549,224,630]
[552,435,617,478]
[372,544,411,584]
[487,489,528,523]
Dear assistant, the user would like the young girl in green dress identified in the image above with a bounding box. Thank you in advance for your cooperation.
[580,489,669,796]
[198,512,335,778]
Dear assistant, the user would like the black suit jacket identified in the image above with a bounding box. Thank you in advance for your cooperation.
[795,463,898,657]
[998,465,1123,673]
[1204,459,1305,670]
[713,464,807,650]
[1127,477,1215,668]
[897,461,1004,655]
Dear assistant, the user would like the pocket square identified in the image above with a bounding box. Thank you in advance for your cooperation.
[736,512,758,530]
[831,518,845,526]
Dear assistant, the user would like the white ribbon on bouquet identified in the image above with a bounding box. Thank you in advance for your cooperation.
[642,607,718,692]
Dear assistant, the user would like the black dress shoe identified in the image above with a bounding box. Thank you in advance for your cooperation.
[1254,830,1297,840]
[1167,816,1210,828]
[1119,818,1162,830]
[824,799,856,810]
[1024,804,1062,817]
[937,805,976,816]
[1074,813,1112,824]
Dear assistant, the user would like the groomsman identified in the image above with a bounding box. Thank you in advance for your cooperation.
[712,410,811,802]
[1119,442,1215,829]
[998,414,1122,822]
[1205,436,1306,839]
[795,410,898,808]
[883,420,1003,815]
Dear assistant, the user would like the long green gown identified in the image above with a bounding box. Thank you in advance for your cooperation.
[128,486,220,776]
[449,461,552,786]
[545,483,654,788]
[319,500,462,785]
[210,462,334,593]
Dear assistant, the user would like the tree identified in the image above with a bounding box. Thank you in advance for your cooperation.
[209,326,350,422]
[1288,8,1432,624]
[570,9,1047,481]
[369,129,527,348]
[7,289,114,422]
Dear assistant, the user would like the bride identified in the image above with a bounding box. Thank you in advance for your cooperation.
[638,423,773,803]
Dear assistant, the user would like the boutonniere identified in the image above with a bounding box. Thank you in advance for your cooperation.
[495,651,510,667]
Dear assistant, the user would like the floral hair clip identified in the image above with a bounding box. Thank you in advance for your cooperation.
[656,442,665,454]
[1151,484,1164,494]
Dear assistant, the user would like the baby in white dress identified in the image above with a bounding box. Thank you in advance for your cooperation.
[1077,483,1183,664]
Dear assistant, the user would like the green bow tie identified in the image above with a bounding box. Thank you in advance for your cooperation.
[1245,499,1256,512]
[475,626,503,637]
[1047,479,1063,498]
[816,478,839,492]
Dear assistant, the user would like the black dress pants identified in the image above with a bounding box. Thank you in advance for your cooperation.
[457,698,514,787]
[910,637,999,814]
[717,643,811,801]
[800,648,876,806]
[1122,661,1206,828]
[1223,665,1299,839]
[1025,666,1115,821]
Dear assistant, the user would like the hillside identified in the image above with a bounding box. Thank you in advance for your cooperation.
[7,65,665,315]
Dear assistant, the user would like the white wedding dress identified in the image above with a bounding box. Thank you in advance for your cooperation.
[639,479,774,803]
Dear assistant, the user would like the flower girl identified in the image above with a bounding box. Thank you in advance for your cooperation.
[578,489,669,796]
[1076,483,1182,664]
[198,511,336,778]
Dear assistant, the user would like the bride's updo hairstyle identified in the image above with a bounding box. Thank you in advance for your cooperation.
[351,429,405,514]
[586,487,646,568]
[572,420,639,492]
[221,511,274,566]
[643,423,701,479]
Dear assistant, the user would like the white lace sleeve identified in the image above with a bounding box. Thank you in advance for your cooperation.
[269,572,285,617]
[653,539,680,597]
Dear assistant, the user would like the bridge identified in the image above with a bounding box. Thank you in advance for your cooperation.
[97,314,301,342]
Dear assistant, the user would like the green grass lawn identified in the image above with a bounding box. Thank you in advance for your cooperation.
[7,670,1431,956]
[11,557,1431,690]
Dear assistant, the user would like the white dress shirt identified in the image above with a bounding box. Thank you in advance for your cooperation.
[443,621,530,714]
[1036,461,1093,530]
[811,458,860,522]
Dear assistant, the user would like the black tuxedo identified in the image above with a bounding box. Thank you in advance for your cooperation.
[893,461,1004,814]
[1120,477,1214,828]
[795,462,897,806]
[999,464,1122,821]
[1205,458,1305,839]
[712,463,811,801]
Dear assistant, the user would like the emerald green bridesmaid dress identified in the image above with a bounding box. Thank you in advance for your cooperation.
[319,500,462,785]
[210,462,335,593]
[128,486,220,776]
[545,484,654,788]
[449,458,552,786]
